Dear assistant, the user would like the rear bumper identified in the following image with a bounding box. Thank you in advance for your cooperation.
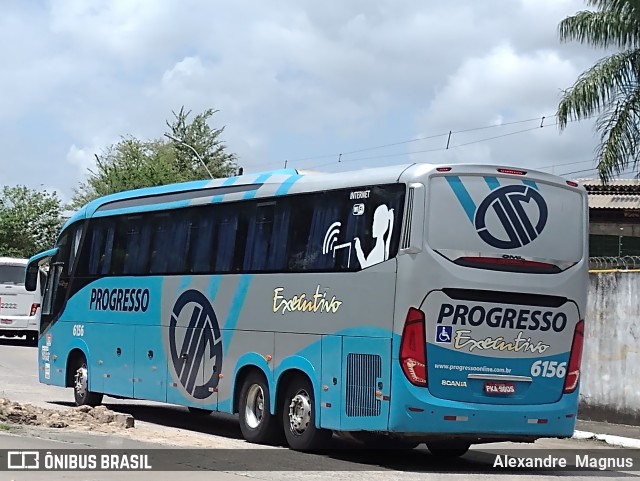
[389,363,579,439]
[0,315,39,333]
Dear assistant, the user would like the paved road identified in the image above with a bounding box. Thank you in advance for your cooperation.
[0,337,638,481]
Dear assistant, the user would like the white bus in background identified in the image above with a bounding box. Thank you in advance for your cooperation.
[0,257,43,345]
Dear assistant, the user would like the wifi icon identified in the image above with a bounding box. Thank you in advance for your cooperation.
[322,222,341,255]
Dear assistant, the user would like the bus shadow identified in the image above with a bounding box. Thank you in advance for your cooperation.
[48,401,635,476]
[0,336,36,348]
[52,401,245,440]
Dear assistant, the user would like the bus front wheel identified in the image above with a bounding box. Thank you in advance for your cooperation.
[73,357,103,407]
[238,372,282,445]
[281,375,332,450]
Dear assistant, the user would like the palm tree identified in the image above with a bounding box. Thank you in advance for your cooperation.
[557,0,640,182]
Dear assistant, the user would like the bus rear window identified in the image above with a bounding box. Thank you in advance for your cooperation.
[0,265,25,285]
[428,175,584,266]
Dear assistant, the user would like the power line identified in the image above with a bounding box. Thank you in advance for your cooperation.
[532,159,594,171]
[306,116,595,170]
[336,115,554,157]
[248,113,562,169]
[560,164,639,178]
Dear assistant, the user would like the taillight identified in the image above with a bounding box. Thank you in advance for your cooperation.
[497,168,527,175]
[436,167,452,172]
[400,308,427,386]
[563,320,584,393]
[30,303,40,316]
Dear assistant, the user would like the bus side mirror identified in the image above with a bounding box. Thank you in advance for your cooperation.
[25,262,40,292]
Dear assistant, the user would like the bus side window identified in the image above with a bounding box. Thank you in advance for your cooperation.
[243,202,276,271]
[303,193,342,270]
[188,213,215,273]
[266,201,293,270]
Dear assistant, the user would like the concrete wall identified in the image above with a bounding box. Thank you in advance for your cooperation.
[589,222,640,237]
[579,272,640,424]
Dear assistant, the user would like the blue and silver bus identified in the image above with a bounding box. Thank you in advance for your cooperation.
[25,163,587,454]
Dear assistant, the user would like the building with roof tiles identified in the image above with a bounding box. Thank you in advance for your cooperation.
[578,179,640,257]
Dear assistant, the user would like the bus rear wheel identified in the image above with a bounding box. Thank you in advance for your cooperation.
[73,356,103,407]
[281,375,332,450]
[238,372,282,445]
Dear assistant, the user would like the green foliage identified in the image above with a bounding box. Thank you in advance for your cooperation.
[557,0,640,181]
[71,107,238,208]
[0,185,64,258]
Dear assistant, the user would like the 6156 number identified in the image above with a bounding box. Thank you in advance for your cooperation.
[531,360,566,378]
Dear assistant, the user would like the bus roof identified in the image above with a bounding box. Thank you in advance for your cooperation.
[62,162,583,230]
[62,164,419,229]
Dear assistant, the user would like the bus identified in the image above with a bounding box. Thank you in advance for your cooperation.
[1,257,43,345]
[25,163,588,454]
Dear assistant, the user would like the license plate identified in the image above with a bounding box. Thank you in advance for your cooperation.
[484,382,515,395]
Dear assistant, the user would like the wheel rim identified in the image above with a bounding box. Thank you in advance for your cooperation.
[244,384,265,429]
[75,363,88,399]
[288,389,312,436]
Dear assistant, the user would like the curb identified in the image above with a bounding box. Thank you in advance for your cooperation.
[573,430,640,449]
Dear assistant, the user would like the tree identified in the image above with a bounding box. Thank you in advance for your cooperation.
[0,185,64,258]
[557,0,640,182]
[71,107,238,208]
[167,107,238,180]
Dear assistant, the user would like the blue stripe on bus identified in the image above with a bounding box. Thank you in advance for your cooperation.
[275,174,302,196]
[208,275,221,301]
[445,176,476,223]
[523,180,538,190]
[222,274,253,356]
[484,176,500,190]
[179,276,192,291]
[211,177,238,203]
[243,174,272,199]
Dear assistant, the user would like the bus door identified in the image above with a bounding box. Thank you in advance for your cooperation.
[133,325,167,402]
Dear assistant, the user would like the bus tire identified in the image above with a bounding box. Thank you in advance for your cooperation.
[281,374,332,451]
[72,356,103,407]
[238,372,282,445]
[426,441,470,458]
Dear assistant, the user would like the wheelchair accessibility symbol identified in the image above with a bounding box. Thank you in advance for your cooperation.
[436,326,453,344]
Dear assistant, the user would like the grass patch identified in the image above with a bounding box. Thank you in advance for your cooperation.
[0,423,14,432]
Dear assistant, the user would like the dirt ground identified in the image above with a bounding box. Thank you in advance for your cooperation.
[0,397,263,448]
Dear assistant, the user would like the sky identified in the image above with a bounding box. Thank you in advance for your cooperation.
[0,0,614,203]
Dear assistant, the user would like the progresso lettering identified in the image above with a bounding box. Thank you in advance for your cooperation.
[436,303,567,333]
[89,288,150,312]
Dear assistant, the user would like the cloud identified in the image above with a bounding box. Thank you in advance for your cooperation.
[0,0,608,200]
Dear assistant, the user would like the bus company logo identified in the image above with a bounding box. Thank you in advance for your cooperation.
[169,290,222,400]
[474,185,548,249]
[435,326,452,344]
